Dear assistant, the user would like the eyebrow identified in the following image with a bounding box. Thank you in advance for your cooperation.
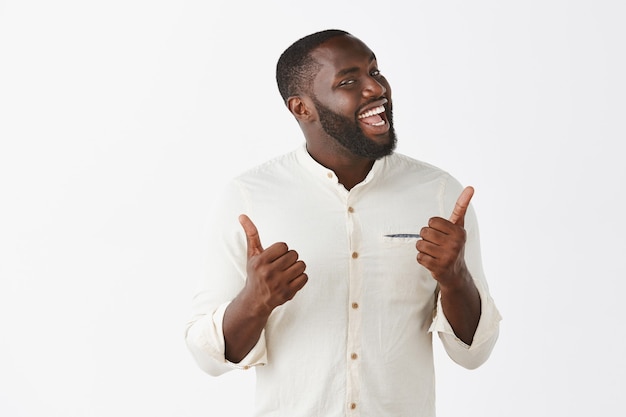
[336,52,377,77]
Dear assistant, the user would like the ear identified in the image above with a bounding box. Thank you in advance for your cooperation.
[287,96,315,122]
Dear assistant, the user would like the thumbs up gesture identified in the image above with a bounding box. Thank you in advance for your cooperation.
[238,214,308,315]
[416,186,474,289]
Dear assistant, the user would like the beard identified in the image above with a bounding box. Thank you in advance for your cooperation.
[312,97,397,160]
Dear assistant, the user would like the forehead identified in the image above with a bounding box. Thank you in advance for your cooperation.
[310,35,376,77]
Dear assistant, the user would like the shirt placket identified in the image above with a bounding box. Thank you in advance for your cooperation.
[345,193,362,416]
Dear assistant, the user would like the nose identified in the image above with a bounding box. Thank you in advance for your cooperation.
[363,76,387,98]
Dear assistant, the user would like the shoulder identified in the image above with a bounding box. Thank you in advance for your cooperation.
[385,152,455,182]
[383,152,467,199]
[389,152,445,172]
[233,148,301,184]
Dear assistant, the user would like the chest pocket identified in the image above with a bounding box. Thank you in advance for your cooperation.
[374,234,435,298]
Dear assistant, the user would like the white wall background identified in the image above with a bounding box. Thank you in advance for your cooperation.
[1,1,624,416]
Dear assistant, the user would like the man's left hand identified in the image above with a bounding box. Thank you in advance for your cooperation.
[416,186,474,289]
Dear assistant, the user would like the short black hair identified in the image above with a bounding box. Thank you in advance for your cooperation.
[276,29,350,103]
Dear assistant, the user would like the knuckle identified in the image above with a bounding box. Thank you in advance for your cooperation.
[256,265,273,281]
[295,261,306,274]
[248,257,262,270]
[282,287,296,300]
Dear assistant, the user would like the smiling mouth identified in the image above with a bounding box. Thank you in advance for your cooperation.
[358,105,386,127]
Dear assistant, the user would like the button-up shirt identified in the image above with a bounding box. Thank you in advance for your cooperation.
[186,143,501,417]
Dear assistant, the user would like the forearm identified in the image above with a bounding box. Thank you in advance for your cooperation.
[222,289,272,363]
[439,275,481,346]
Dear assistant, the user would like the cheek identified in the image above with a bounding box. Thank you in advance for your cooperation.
[321,90,352,105]
[334,95,360,118]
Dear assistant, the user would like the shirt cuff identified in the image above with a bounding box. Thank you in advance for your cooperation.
[213,302,268,370]
[428,279,502,351]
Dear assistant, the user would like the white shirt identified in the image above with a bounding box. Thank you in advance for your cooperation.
[185,144,501,417]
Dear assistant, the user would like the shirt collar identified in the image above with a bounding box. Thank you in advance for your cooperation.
[295,142,388,189]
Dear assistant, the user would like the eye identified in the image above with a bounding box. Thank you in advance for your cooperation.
[371,69,381,77]
[339,79,356,87]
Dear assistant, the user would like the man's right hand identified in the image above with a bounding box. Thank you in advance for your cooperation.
[238,214,308,315]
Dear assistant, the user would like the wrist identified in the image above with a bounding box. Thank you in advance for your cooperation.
[239,285,274,318]
[438,271,474,295]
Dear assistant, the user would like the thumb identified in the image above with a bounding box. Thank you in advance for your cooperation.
[449,186,474,226]
[239,214,264,257]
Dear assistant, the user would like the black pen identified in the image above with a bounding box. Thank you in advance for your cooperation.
[384,233,421,238]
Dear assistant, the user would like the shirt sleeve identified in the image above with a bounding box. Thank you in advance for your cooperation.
[428,176,502,370]
[184,181,268,376]
[429,280,501,369]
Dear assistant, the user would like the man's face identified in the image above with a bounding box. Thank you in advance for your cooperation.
[309,35,397,159]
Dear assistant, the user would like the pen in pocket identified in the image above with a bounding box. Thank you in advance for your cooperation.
[384,233,421,238]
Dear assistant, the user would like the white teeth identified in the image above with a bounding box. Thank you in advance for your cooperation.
[371,120,385,126]
[358,105,385,119]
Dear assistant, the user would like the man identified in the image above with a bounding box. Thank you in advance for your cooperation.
[185,29,501,416]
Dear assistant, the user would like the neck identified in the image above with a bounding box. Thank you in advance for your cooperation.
[305,142,375,190]
[335,162,374,190]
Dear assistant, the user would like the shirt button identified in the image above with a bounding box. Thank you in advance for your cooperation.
[351,302,359,309]
[351,252,359,259]
[348,206,354,213]
[327,172,333,179]
[351,353,358,360]
[350,403,357,410]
